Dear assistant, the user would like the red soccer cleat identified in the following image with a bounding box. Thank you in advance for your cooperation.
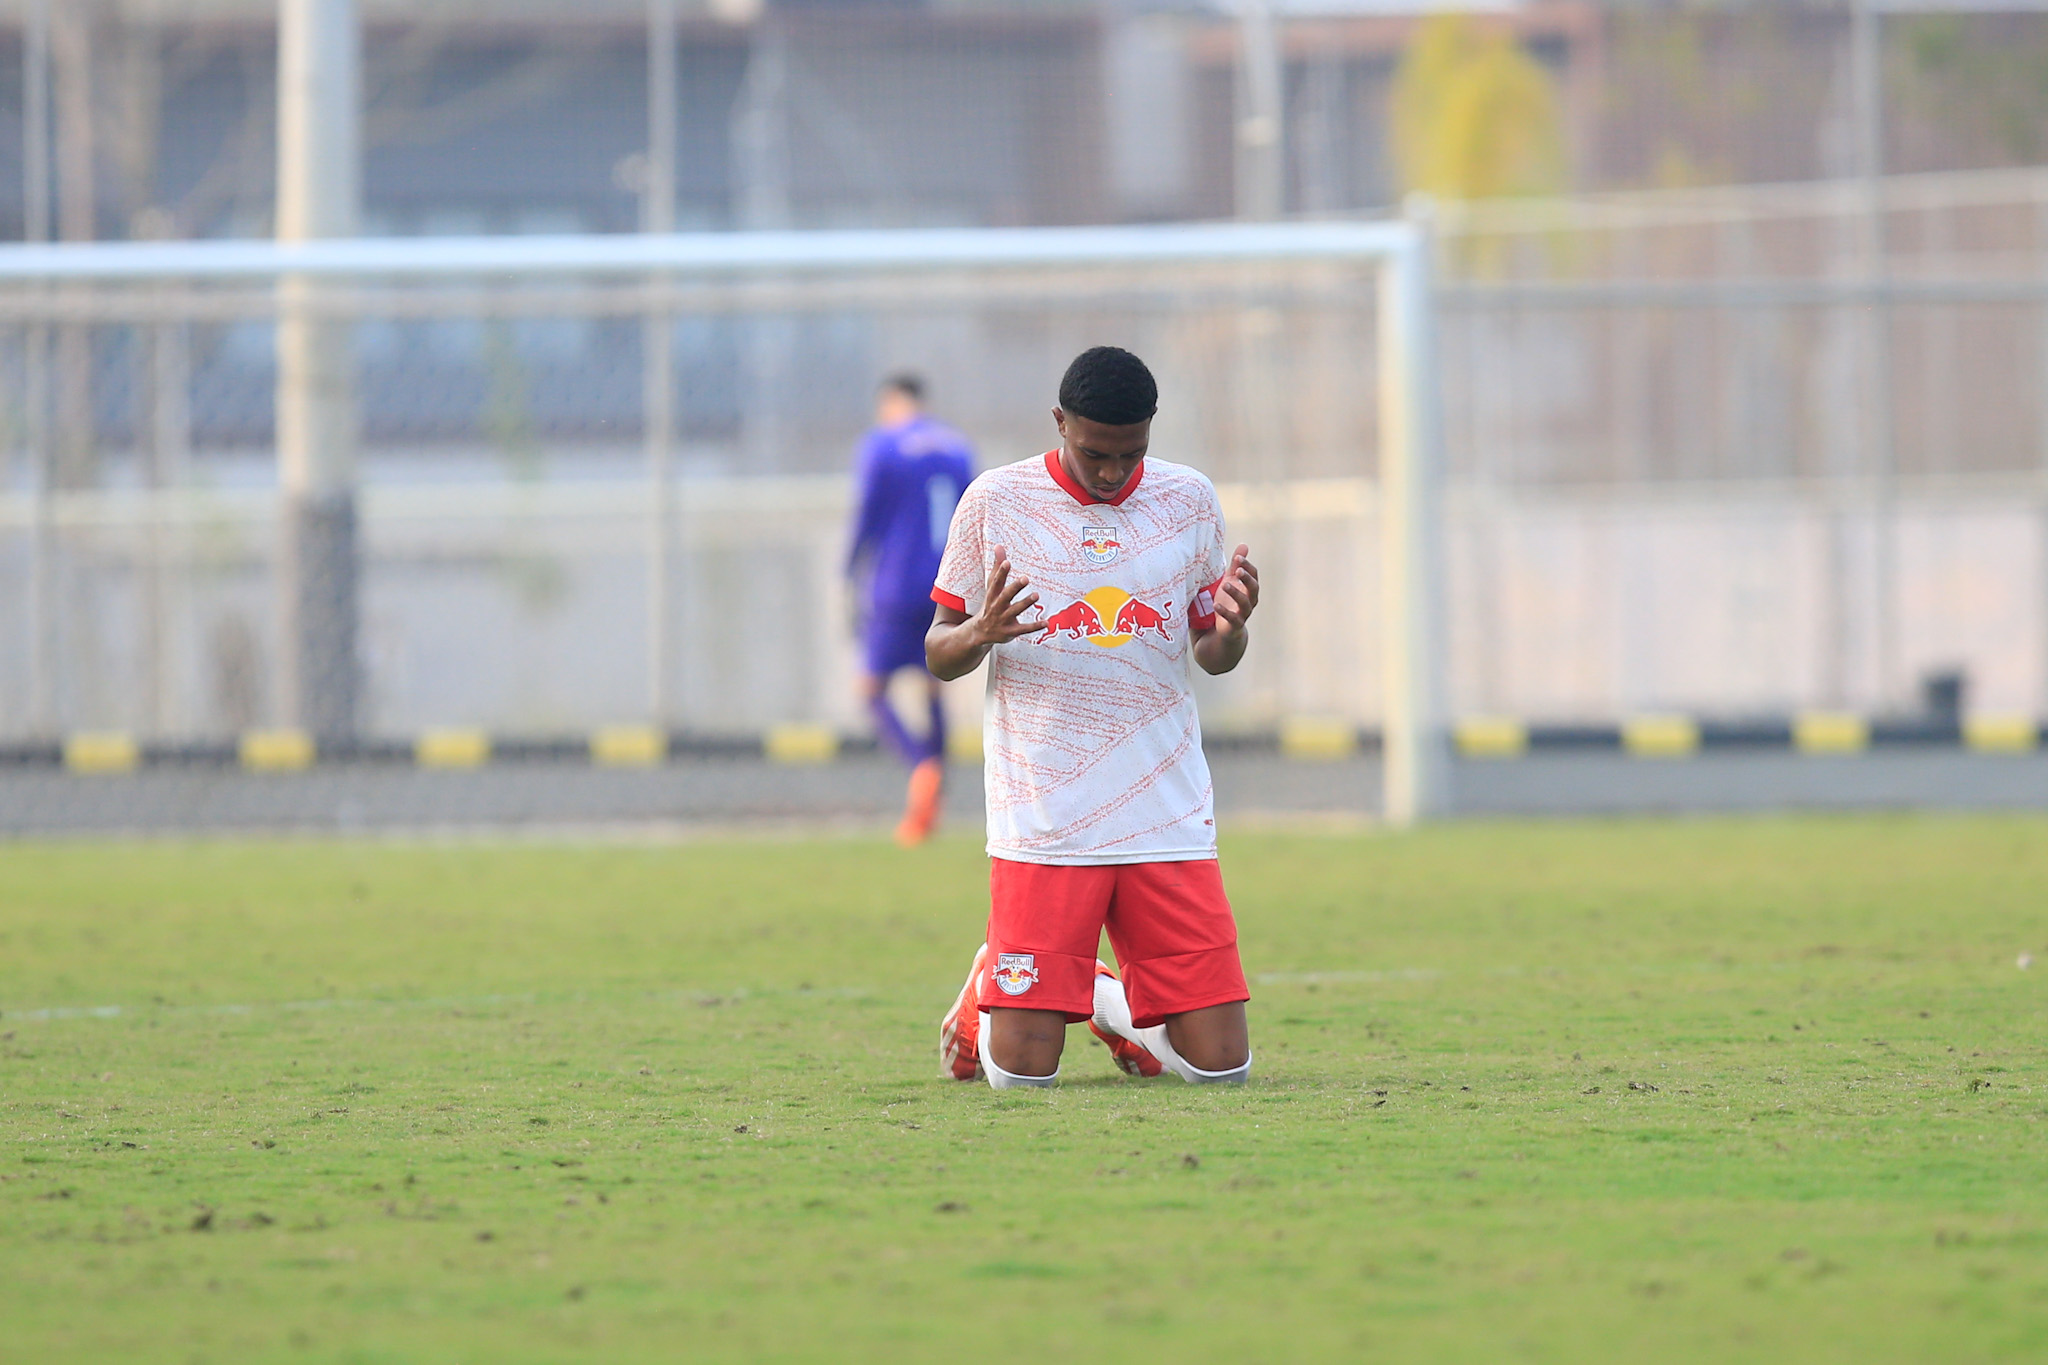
[940,943,988,1081]
[1088,960,1164,1078]
[896,757,945,847]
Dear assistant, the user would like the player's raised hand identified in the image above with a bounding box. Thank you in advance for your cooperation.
[1212,544,1259,635]
[1192,544,1257,677]
[974,545,1042,645]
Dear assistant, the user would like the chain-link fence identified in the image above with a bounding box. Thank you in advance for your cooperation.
[5,166,2048,755]
[1441,167,2048,722]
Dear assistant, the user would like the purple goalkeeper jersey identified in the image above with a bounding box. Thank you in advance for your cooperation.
[847,414,975,613]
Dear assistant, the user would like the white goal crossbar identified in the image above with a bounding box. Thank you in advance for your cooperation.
[0,219,1447,824]
[0,220,1413,282]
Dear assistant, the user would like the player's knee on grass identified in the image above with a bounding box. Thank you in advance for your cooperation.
[1165,1002,1250,1074]
[982,1045,1059,1091]
[984,1006,1065,1081]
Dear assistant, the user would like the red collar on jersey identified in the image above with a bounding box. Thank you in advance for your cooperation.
[1043,449,1144,507]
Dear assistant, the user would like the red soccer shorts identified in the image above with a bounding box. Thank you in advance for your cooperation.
[976,857,1249,1029]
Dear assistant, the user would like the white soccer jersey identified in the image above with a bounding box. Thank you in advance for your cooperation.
[932,452,1230,865]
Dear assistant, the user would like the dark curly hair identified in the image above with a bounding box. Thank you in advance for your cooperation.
[879,371,925,402]
[1058,346,1157,426]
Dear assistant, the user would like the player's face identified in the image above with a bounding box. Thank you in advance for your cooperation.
[875,388,920,427]
[1053,409,1149,501]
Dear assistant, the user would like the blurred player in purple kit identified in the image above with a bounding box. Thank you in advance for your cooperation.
[846,373,976,845]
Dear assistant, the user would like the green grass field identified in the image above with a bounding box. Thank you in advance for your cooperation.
[4,816,2047,1362]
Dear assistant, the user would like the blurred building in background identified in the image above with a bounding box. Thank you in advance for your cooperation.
[11,2,2048,245]
[2,0,2048,751]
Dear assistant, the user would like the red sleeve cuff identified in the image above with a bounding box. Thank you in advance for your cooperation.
[1187,578,1221,631]
[931,587,967,612]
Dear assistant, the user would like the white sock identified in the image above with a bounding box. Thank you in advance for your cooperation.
[978,1011,1059,1089]
[1091,972,1252,1085]
[1176,1053,1252,1085]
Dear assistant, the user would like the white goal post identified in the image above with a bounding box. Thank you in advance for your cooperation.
[0,219,1448,825]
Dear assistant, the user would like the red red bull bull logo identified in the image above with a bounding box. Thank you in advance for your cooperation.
[1038,586,1172,648]
[1113,597,1170,638]
[992,953,1039,996]
[1080,525,1121,567]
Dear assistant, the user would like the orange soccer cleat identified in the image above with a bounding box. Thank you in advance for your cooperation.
[939,943,989,1081]
[896,756,945,847]
[1088,960,1164,1077]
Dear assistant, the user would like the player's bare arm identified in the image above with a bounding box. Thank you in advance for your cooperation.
[1192,544,1259,676]
[925,545,1040,680]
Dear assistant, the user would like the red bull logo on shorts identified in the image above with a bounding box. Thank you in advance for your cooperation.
[1080,525,1120,567]
[992,953,1039,996]
[1037,585,1172,649]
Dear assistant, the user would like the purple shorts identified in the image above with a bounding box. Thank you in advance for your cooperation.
[863,601,936,677]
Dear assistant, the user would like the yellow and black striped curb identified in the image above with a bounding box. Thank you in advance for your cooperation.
[11,714,2043,775]
[23,724,877,775]
[1450,714,2043,759]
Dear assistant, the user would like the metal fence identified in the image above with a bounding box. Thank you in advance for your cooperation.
[4,168,2048,753]
[0,224,1411,750]
[1440,167,2048,720]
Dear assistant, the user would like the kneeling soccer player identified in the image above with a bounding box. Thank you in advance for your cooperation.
[925,345,1260,1089]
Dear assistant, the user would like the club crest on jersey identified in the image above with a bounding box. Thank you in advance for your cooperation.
[1079,526,1120,566]
[992,953,1040,996]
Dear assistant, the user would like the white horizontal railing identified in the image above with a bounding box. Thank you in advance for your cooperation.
[0,220,1418,284]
